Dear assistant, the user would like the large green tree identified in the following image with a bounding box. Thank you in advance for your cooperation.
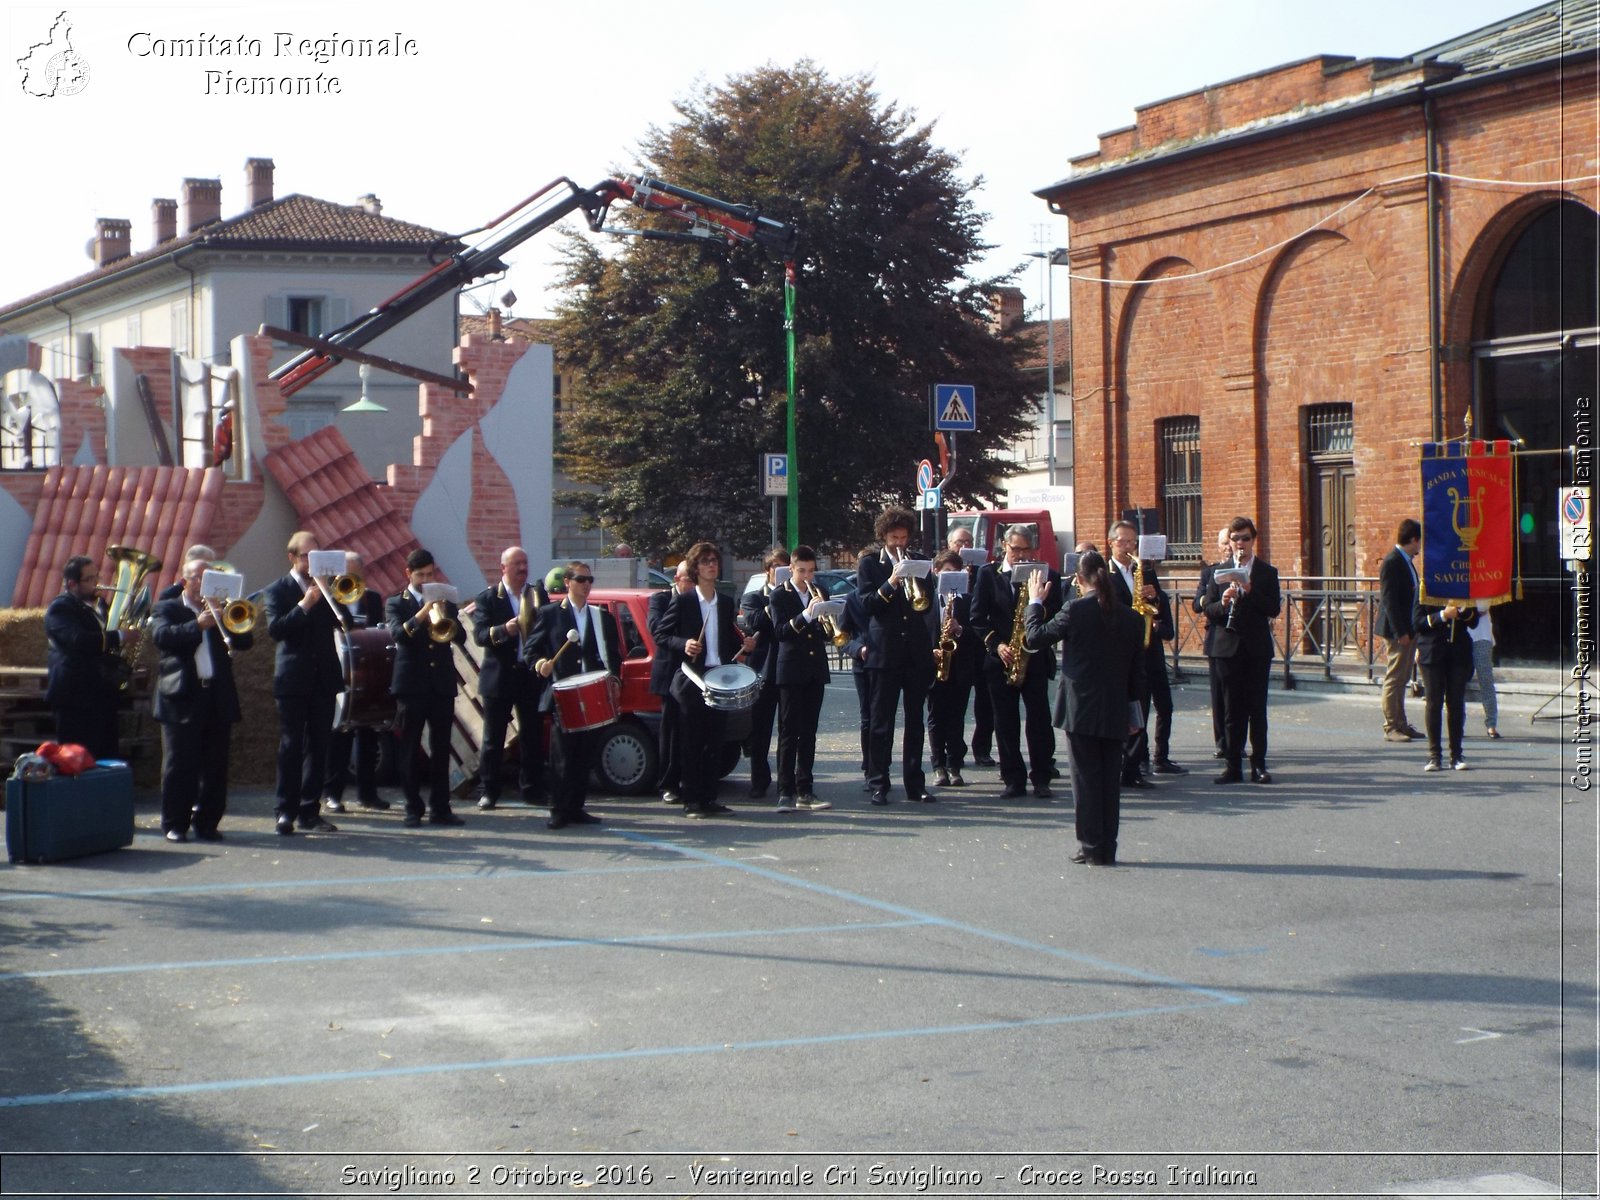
[554,61,1037,556]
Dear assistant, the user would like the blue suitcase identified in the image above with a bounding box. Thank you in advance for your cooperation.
[6,762,136,863]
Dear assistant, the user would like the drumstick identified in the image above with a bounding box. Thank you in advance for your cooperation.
[536,629,581,675]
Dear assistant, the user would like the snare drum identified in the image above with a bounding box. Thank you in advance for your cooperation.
[551,670,620,732]
[701,663,761,712]
[334,627,397,732]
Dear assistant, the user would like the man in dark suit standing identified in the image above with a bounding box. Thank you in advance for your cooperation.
[531,561,621,828]
[660,543,755,818]
[648,560,692,804]
[263,531,344,835]
[150,555,251,842]
[1023,553,1145,866]
[768,545,834,812]
[1376,518,1424,742]
[45,554,136,760]
[1202,517,1283,785]
[841,583,876,790]
[323,552,390,815]
[471,546,549,811]
[857,508,938,806]
[1193,526,1232,760]
[740,549,788,799]
[387,548,468,828]
[970,525,1061,799]
[1104,520,1162,789]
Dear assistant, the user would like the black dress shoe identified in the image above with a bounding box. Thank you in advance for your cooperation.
[1152,760,1188,775]
[1033,785,1053,800]
[1094,854,1118,867]
[906,791,937,803]
[704,802,734,814]
[1213,748,1227,759]
[682,805,709,819]
[748,783,769,799]
[1213,771,1244,785]
[401,813,423,828]
[948,770,967,787]
[359,794,390,811]
[998,784,1027,800]
[324,799,347,814]
[869,791,890,806]
[972,754,997,767]
[193,828,224,842]
[275,818,296,836]
[429,812,466,827]
[477,795,498,810]
[1070,849,1093,865]
[1122,776,1154,789]
[1250,768,1274,784]
[570,811,603,824]
[298,817,338,832]
[164,829,187,843]
[547,816,569,829]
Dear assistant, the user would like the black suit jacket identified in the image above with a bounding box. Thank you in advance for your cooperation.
[740,585,780,683]
[263,573,344,698]
[529,599,621,683]
[1413,600,1477,669]
[856,547,936,672]
[769,581,833,686]
[387,590,466,698]
[150,597,249,724]
[1024,595,1146,739]
[660,588,743,674]
[1193,561,1221,656]
[1201,557,1282,661]
[44,592,123,710]
[471,579,549,701]
[969,561,1062,680]
[647,588,680,696]
[1376,547,1419,641]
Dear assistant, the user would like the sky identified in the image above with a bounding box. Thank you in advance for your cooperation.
[2,0,1545,324]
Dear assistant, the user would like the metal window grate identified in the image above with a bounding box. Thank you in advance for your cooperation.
[1306,404,1354,456]
[1159,416,1201,560]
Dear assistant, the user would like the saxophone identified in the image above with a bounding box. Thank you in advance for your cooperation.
[1004,578,1031,688]
[934,593,957,683]
[1131,556,1158,647]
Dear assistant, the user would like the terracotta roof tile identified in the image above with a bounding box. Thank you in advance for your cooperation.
[261,425,420,599]
[13,465,225,608]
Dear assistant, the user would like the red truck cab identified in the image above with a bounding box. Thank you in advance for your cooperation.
[945,509,1062,571]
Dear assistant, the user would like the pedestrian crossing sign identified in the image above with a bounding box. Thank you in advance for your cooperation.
[932,383,976,431]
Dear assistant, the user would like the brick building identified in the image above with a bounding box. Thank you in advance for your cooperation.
[1037,1,1597,656]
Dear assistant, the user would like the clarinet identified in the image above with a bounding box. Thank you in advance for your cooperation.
[1225,552,1242,632]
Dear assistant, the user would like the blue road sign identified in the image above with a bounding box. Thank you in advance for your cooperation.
[932,384,976,431]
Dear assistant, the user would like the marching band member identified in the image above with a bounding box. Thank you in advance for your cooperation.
[841,568,876,790]
[263,531,344,835]
[531,561,620,829]
[1023,553,1146,866]
[150,555,251,842]
[767,545,833,812]
[970,526,1061,799]
[471,546,550,811]
[1193,527,1233,760]
[925,549,980,788]
[1413,595,1478,772]
[1202,517,1282,785]
[740,549,788,800]
[45,554,134,760]
[648,560,692,804]
[856,508,937,806]
[387,548,468,828]
[949,527,996,767]
[322,552,390,815]
[661,542,756,818]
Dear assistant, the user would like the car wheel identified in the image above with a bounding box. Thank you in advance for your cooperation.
[592,720,658,796]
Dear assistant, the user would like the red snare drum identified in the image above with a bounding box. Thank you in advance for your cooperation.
[334,627,398,732]
[551,670,620,733]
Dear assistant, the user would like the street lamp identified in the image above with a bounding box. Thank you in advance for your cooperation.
[1027,247,1068,486]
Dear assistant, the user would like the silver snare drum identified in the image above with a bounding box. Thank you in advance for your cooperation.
[701,663,761,712]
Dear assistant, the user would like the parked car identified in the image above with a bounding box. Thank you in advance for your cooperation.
[813,569,858,597]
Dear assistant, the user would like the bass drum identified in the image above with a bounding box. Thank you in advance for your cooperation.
[334,627,397,732]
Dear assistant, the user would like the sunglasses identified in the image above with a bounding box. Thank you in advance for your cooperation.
[1229,534,1255,543]
[568,574,594,584]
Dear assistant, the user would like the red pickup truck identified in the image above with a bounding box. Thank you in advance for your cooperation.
[581,587,743,795]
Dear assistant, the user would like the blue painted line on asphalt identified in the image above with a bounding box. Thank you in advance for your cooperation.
[1196,946,1268,957]
[0,918,930,982]
[612,830,1248,1008]
[0,1000,1229,1109]
[0,860,714,905]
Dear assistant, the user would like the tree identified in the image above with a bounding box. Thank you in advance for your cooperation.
[554,61,1038,557]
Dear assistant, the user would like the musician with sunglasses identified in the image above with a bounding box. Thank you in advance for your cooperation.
[472,546,551,812]
[1201,517,1282,785]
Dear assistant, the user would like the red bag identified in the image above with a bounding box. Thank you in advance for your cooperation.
[35,742,96,776]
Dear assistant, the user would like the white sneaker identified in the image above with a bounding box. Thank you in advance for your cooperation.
[1424,760,1441,772]
[775,795,797,813]
[1453,759,1469,771]
[797,794,832,811]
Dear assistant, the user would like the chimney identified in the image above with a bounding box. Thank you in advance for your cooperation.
[92,218,131,268]
[181,177,222,234]
[988,286,1025,334]
[152,198,177,246]
[245,157,274,208]
[356,193,382,216]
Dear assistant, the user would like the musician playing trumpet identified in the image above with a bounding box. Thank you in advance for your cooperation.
[767,545,833,812]
[970,526,1061,800]
[150,556,252,842]
[388,548,468,828]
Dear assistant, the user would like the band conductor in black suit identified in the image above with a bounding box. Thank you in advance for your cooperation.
[387,547,469,828]
[150,555,251,842]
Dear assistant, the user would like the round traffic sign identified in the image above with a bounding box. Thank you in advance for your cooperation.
[916,459,934,491]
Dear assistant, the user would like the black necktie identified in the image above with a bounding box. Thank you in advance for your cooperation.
[582,613,599,671]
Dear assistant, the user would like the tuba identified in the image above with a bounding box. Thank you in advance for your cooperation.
[103,545,162,688]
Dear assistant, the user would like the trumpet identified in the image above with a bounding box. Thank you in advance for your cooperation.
[424,601,458,644]
[819,611,850,648]
[888,547,932,612]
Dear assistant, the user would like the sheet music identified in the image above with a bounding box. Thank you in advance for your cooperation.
[307,550,347,577]
[199,569,243,602]
[421,582,459,605]
[936,570,969,596]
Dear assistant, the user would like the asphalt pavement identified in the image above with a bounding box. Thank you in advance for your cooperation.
[0,678,1594,1199]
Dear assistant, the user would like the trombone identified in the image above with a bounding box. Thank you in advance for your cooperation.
[199,567,259,655]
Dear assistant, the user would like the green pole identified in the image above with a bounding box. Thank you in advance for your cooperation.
[784,260,798,546]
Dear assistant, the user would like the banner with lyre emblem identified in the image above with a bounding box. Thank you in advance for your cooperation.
[1418,439,1519,605]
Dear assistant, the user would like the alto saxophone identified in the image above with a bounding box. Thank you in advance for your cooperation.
[1004,580,1031,688]
[1131,556,1158,647]
[934,594,957,683]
